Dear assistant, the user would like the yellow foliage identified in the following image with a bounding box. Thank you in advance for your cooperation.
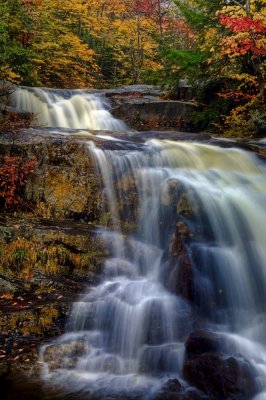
[30,0,99,88]
[38,305,59,328]
[230,73,258,86]
[0,67,21,84]
[0,236,91,279]
[220,5,246,18]
[0,304,59,336]
[223,104,255,137]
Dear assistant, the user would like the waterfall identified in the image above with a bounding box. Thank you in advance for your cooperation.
[11,87,126,131]
[40,137,266,398]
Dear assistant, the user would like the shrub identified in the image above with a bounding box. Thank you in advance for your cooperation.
[0,155,36,211]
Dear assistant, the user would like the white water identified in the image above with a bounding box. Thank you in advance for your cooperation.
[40,138,266,399]
[16,86,266,398]
[11,87,126,130]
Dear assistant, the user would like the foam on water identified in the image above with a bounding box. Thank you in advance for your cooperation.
[39,138,266,399]
[11,87,126,131]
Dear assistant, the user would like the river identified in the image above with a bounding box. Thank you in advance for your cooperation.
[6,86,266,400]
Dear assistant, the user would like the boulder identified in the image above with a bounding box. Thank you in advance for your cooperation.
[185,330,223,358]
[0,131,103,220]
[0,216,107,372]
[161,217,195,301]
[183,330,258,399]
[43,341,86,371]
[183,353,258,399]
[104,84,163,98]
[112,97,198,131]
[155,378,206,400]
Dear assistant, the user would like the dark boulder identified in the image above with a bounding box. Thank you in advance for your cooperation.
[155,378,206,400]
[183,353,258,399]
[185,330,223,358]
[161,218,195,302]
[163,378,183,393]
[183,330,258,399]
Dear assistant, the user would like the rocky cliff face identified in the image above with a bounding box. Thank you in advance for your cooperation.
[1,124,265,400]
[106,85,198,131]
[112,98,198,131]
[0,131,103,219]
[0,131,108,373]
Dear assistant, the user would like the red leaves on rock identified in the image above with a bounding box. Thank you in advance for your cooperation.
[0,156,36,211]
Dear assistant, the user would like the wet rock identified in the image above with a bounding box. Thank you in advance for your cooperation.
[43,341,86,371]
[155,379,206,400]
[160,179,185,208]
[0,132,102,220]
[0,130,111,374]
[169,221,192,259]
[183,330,258,399]
[0,215,107,373]
[115,173,139,232]
[154,392,181,400]
[0,277,19,295]
[176,192,194,218]
[112,97,198,131]
[161,217,195,302]
[184,330,223,358]
[104,84,163,98]
[176,255,194,302]
[184,353,258,399]
[181,390,207,400]
[162,378,182,393]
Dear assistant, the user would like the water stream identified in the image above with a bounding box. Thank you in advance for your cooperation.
[12,87,266,399]
[11,87,125,131]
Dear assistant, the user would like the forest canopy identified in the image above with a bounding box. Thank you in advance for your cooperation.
[0,0,265,134]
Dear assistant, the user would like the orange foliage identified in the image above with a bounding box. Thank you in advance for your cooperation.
[218,90,256,101]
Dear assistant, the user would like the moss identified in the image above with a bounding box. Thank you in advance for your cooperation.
[0,304,59,336]
[37,305,59,330]
[0,234,104,280]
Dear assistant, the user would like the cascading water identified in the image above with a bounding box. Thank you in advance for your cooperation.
[40,136,266,399]
[11,87,126,131]
[16,85,266,398]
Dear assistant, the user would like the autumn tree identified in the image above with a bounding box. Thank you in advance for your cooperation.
[214,0,266,134]
[27,0,98,88]
[171,0,266,134]
[0,0,35,88]
[83,0,162,85]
